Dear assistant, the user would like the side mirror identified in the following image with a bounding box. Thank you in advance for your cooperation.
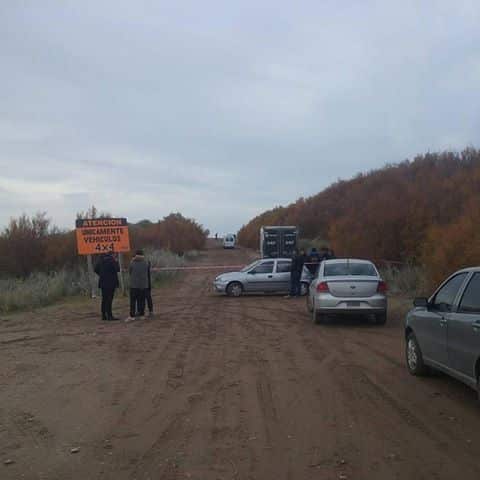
[248,270,255,275]
[414,297,428,308]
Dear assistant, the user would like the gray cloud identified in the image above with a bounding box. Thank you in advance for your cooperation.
[1,0,479,234]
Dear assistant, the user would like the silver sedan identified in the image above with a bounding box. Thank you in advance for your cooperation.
[307,259,388,325]
[214,258,311,297]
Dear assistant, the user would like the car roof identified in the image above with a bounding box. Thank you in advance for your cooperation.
[323,258,375,264]
[455,266,480,274]
[257,258,291,261]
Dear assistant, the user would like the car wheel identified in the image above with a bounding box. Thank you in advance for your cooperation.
[300,282,309,296]
[226,282,243,297]
[312,305,324,325]
[406,333,429,376]
[375,312,387,325]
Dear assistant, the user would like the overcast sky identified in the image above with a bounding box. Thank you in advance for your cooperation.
[1,1,479,234]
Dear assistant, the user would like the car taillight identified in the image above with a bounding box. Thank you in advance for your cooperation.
[377,281,387,293]
[316,281,329,293]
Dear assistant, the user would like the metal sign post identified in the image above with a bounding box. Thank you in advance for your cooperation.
[118,253,126,296]
[86,254,97,298]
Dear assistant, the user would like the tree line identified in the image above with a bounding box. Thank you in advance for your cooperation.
[0,209,208,278]
[237,148,480,288]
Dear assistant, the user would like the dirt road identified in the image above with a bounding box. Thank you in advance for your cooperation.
[2,242,480,480]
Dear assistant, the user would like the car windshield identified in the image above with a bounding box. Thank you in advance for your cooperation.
[240,260,260,272]
[324,262,377,277]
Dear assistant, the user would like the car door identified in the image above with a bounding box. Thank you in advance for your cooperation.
[447,272,480,382]
[275,260,292,292]
[414,272,469,367]
[245,260,275,292]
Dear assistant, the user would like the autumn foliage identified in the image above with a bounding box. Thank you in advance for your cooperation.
[0,211,208,278]
[130,213,209,255]
[237,149,480,288]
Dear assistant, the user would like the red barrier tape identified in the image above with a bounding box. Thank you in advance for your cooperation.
[151,265,245,271]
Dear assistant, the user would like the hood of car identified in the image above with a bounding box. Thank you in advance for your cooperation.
[216,272,242,281]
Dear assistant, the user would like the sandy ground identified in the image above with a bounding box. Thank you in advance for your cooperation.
[2,241,480,480]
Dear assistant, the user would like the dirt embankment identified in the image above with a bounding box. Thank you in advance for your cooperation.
[1,242,480,480]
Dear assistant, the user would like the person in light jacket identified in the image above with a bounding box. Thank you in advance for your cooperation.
[126,250,149,321]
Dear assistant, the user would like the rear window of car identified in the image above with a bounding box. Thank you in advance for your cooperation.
[324,262,377,277]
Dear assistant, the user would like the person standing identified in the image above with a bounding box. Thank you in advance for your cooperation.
[126,250,149,321]
[94,252,120,321]
[287,249,307,297]
[307,247,321,275]
[319,246,331,261]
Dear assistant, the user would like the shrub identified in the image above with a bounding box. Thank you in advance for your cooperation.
[130,213,208,254]
[421,196,480,289]
[380,264,428,296]
[0,268,90,314]
[0,249,189,313]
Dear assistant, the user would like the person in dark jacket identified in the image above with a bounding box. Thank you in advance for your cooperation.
[307,247,321,275]
[126,250,149,321]
[94,252,120,321]
[145,260,154,316]
[320,246,335,261]
[287,249,307,297]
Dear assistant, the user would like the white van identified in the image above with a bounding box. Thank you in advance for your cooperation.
[223,234,236,249]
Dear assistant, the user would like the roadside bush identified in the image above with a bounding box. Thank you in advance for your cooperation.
[130,213,208,254]
[380,264,428,296]
[0,249,190,313]
[138,249,185,288]
[0,268,90,314]
[0,209,207,280]
[184,250,202,261]
[421,196,480,289]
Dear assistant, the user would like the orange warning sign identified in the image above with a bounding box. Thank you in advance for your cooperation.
[75,218,131,255]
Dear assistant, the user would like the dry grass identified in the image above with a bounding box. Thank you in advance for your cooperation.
[0,268,90,314]
[380,264,429,296]
[0,249,191,313]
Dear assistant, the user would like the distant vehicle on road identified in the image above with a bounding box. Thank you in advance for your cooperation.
[405,267,480,398]
[260,226,297,258]
[214,258,310,297]
[306,259,388,325]
[223,234,236,249]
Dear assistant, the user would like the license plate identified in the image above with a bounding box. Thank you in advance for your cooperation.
[346,301,361,307]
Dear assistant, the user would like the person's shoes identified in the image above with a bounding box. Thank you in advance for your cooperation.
[125,316,135,323]
[102,316,108,321]
[138,315,146,321]
[108,316,120,321]
[148,311,154,317]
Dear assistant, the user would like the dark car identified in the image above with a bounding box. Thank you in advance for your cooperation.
[405,267,480,398]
